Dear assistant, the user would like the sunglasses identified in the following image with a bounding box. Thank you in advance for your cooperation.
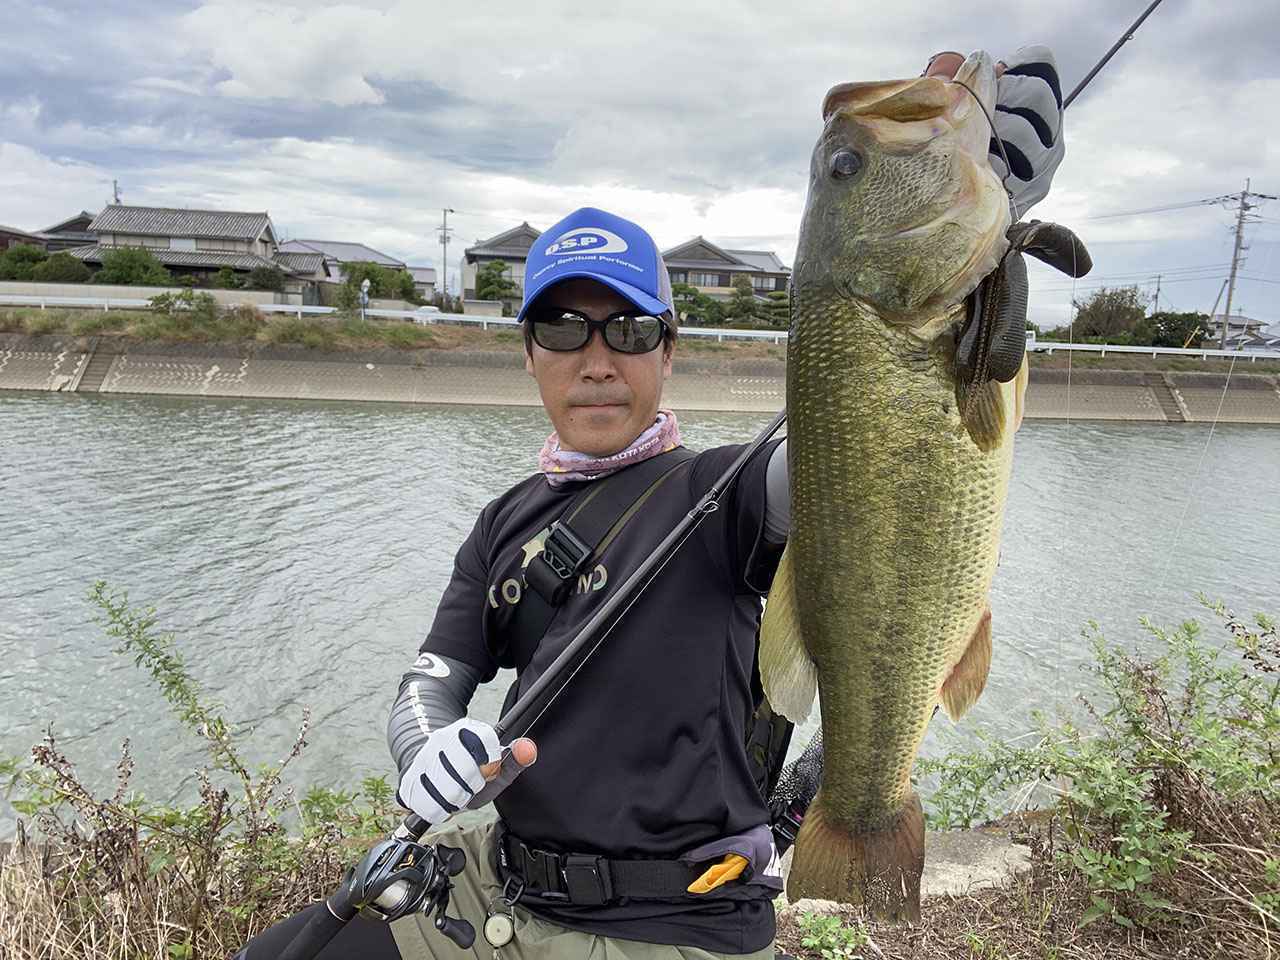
[527,305,669,354]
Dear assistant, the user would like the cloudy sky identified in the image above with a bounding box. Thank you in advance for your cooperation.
[3,0,1278,327]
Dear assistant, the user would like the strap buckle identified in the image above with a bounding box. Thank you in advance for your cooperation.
[560,854,614,905]
[542,521,592,581]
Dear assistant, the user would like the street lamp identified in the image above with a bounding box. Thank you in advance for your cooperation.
[360,277,371,322]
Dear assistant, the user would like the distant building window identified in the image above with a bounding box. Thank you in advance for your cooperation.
[751,275,772,291]
[690,272,722,287]
[670,271,687,284]
[170,237,197,251]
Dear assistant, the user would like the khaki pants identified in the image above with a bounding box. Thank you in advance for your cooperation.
[389,823,774,960]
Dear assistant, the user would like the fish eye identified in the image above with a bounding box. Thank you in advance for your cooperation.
[830,150,863,180]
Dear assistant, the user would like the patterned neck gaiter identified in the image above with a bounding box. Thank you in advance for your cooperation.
[538,410,682,487]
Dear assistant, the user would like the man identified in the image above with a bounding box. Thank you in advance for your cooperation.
[237,46,1064,959]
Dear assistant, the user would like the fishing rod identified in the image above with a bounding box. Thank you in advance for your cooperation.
[276,8,1172,954]
[1064,0,1167,108]
[276,409,788,959]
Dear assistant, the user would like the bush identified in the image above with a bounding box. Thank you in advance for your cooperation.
[0,585,400,959]
[96,247,170,286]
[918,601,1279,947]
[248,266,287,292]
[0,242,49,280]
[212,266,244,290]
[29,251,91,283]
[148,288,219,323]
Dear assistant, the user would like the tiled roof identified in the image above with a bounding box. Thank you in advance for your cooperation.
[465,222,542,258]
[279,238,404,267]
[89,205,272,241]
[41,210,97,234]
[0,224,45,242]
[66,244,288,273]
[726,249,789,273]
[272,251,328,276]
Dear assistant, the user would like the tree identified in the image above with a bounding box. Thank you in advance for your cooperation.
[95,247,170,286]
[343,261,418,303]
[30,252,91,282]
[1148,311,1208,349]
[764,290,790,328]
[1070,286,1148,340]
[212,266,244,289]
[248,265,287,292]
[0,243,49,281]
[726,275,761,325]
[475,261,520,302]
[672,281,724,327]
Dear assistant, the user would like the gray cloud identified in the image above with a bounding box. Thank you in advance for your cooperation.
[1,0,1277,319]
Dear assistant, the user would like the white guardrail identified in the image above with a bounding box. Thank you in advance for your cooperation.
[2,293,1279,360]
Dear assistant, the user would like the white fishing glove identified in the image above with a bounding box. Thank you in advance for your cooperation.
[990,44,1065,215]
[397,717,502,826]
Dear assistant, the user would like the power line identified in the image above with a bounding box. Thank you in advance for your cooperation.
[1085,195,1236,220]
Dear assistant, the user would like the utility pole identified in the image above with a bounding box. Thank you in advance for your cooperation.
[111,179,121,204]
[439,208,455,303]
[1152,274,1160,316]
[1220,180,1250,350]
[1217,179,1279,349]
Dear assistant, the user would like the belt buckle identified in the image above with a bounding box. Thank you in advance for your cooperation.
[560,854,613,905]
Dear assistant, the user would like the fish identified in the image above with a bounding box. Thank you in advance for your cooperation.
[759,51,1023,921]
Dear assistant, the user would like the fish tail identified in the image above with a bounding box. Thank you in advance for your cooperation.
[786,789,924,922]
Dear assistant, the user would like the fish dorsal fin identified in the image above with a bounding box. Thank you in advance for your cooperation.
[759,546,817,723]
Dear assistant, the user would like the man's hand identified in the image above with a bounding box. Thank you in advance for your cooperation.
[925,46,1066,215]
[397,717,537,826]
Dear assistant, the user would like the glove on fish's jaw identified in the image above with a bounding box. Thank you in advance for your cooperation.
[794,51,1010,331]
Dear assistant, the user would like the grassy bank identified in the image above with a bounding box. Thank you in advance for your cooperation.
[4,307,1274,372]
[3,587,1274,959]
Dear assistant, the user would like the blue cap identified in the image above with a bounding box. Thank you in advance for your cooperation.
[517,207,674,322]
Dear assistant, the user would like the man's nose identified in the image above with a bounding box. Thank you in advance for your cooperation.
[578,329,617,380]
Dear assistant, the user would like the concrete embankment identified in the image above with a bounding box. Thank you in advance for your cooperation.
[4,333,1280,423]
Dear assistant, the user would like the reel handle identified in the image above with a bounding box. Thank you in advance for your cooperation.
[434,912,476,949]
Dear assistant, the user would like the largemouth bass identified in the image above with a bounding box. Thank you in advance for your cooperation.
[760,52,1022,920]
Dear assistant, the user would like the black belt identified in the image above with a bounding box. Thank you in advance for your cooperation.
[496,825,706,906]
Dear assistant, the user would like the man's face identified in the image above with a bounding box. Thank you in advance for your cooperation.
[524,277,673,457]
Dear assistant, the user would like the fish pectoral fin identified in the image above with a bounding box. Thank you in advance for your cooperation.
[759,547,817,723]
[958,377,1008,453]
[940,607,993,721]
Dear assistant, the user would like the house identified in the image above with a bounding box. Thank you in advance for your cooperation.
[661,237,790,300]
[278,239,406,283]
[461,223,792,314]
[38,211,97,251]
[62,204,329,298]
[462,223,541,310]
[0,224,47,253]
[408,266,437,299]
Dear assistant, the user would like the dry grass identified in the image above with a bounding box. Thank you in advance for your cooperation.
[776,823,1270,960]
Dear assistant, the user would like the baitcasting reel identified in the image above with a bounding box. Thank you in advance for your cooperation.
[346,832,475,949]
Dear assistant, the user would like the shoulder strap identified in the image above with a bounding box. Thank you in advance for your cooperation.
[510,447,696,672]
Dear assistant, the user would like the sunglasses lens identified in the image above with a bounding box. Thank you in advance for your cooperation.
[605,315,665,354]
[531,310,590,351]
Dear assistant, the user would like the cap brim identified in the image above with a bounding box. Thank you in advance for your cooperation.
[517,270,669,323]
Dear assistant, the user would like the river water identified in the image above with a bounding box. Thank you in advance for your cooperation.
[1,392,1277,831]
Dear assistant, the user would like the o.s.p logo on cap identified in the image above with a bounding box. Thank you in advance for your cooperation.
[544,227,628,257]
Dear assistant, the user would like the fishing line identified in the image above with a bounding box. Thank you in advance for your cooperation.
[951,78,1024,223]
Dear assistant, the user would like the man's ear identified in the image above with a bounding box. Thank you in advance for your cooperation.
[525,347,535,377]
[662,343,674,379]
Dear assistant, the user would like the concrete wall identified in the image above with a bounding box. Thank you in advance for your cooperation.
[0,281,301,306]
[4,334,1279,422]
[463,299,504,316]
